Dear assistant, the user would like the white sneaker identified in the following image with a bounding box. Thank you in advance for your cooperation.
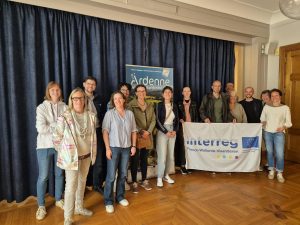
[119,199,129,207]
[36,206,47,220]
[163,175,175,184]
[105,205,114,213]
[277,172,285,183]
[64,218,73,225]
[268,170,275,180]
[74,207,93,216]
[157,178,163,187]
[55,199,64,210]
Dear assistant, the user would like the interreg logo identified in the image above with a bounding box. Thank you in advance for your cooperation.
[242,136,259,149]
[186,138,238,148]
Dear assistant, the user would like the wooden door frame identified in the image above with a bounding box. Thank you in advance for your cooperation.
[279,43,300,162]
[279,42,300,94]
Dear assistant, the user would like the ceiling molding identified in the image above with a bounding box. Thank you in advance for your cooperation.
[10,0,270,43]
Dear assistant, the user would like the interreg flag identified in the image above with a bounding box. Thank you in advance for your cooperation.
[183,123,262,172]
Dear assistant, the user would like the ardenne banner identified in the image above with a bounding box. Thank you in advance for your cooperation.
[126,64,173,101]
[183,122,262,172]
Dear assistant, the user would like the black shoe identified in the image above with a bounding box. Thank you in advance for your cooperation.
[180,167,188,175]
[94,186,104,195]
[187,169,192,174]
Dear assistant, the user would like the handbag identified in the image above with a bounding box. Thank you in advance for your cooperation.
[137,133,152,149]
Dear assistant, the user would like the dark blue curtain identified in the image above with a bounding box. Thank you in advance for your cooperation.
[0,1,235,202]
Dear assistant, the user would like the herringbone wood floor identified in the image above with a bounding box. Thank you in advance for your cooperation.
[1,161,300,225]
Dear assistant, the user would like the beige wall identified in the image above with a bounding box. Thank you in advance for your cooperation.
[267,20,300,90]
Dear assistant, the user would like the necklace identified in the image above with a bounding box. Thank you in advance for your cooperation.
[71,111,88,139]
[137,99,146,106]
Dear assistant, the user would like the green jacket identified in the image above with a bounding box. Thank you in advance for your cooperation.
[199,92,233,123]
[128,98,156,149]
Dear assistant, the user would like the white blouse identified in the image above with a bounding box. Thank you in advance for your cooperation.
[260,104,292,133]
[164,103,175,125]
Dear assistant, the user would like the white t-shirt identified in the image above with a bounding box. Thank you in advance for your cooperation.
[164,103,175,125]
[260,104,292,133]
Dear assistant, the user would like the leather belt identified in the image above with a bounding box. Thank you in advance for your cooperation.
[78,153,91,160]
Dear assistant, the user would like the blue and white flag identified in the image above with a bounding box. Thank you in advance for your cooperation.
[183,123,262,172]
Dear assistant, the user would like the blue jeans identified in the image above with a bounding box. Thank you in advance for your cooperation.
[36,148,64,206]
[264,131,285,172]
[104,147,130,206]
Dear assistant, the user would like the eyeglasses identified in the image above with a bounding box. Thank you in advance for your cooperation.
[72,97,85,102]
[85,82,96,86]
[121,88,129,92]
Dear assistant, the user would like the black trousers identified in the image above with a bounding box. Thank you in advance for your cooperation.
[130,148,148,182]
[91,129,107,187]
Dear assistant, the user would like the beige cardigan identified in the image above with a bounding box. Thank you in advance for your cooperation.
[230,103,247,123]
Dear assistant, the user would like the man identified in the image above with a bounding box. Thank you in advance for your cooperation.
[261,89,271,106]
[177,87,199,174]
[199,80,234,123]
[83,76,106,194]
[225,82,234,95]
[199,80,234,175]
[239,87,263,123]
[239,87,264,171]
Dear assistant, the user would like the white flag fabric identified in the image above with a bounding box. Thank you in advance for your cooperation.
[183,123,262,172]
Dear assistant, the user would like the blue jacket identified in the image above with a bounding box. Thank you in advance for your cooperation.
[155,101,179,134]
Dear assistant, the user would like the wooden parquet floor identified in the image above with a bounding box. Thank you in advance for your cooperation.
[1,161,300,225]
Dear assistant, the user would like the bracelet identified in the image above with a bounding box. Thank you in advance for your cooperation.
[131,146,136,148]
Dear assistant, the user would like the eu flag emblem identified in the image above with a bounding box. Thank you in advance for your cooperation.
[242,136,259,148]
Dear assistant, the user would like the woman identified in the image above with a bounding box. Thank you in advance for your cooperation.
[53,88,97,225]
[229,91,247,123]
[177,86,199,174]
[128,84,156,193]
[260,89,292,183]
[261,89,271,106]
[102,91,137,214]
[35,81,67,220]
[156,86,179,187]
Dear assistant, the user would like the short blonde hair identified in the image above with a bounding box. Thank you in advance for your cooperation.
[44,81,63,101]
[229,90,238,102]
[68,87,88,111]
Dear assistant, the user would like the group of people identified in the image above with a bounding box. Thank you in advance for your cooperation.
[34,78,292,225]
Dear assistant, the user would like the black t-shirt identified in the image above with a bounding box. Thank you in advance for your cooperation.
[239,99,263,123]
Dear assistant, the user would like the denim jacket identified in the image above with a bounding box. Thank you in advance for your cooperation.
[52,109,97,170]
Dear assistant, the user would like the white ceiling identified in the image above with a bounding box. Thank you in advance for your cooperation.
[174,0,289,24]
